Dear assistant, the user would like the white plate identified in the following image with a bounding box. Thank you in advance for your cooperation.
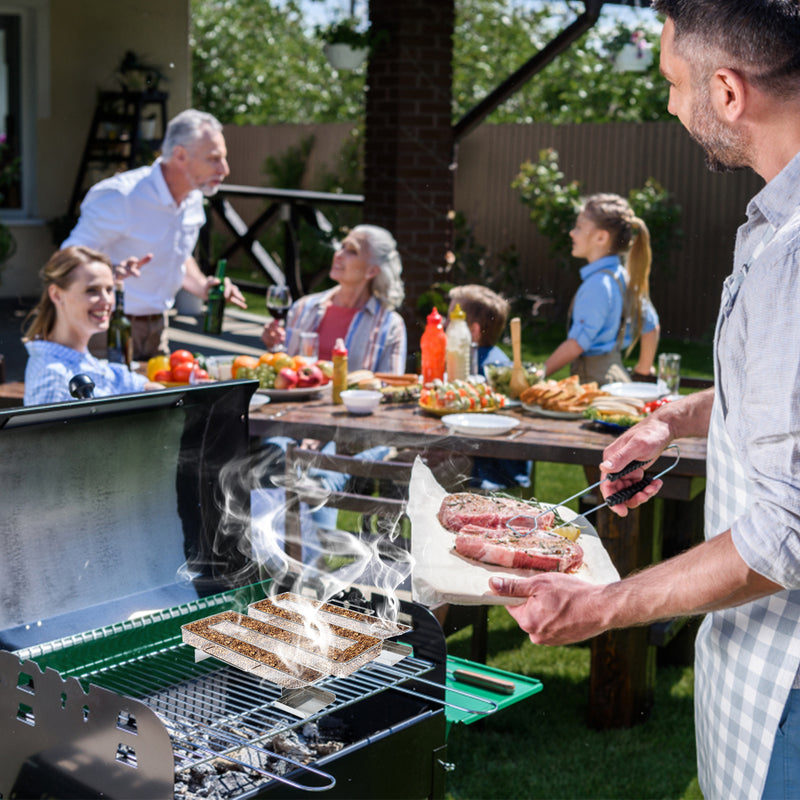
[441,413,519,437]
[600,382,666,402]
[249,393,272,409]
[521,403,583,420]
[256,386,327,400]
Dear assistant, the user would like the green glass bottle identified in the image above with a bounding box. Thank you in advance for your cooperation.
[203,259,227,335]
[107,282,133,367]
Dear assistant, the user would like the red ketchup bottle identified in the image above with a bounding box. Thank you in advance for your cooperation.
[420,308,447,384]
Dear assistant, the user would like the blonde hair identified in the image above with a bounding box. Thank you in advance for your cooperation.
[449,285,510,347]
[581,194,652,355]
[23,246,113,342]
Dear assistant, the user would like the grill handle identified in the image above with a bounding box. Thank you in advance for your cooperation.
[389,675,499,717]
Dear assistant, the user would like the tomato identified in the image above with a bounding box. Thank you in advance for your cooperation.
[643,398,671,413]
[231,355,259,379]
[170,349,195,370]
[147,355,171,381]
[152,369,173,382]
[171,363,196,383]
[193,368,210,380]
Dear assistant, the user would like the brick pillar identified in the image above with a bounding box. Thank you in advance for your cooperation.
[365,0,455,358]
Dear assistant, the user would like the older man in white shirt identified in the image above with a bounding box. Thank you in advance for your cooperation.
[63,108,246,360]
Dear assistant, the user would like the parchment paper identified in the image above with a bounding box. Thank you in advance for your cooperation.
[409,458,620,607]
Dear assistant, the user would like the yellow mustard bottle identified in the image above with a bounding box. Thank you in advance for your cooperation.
[332,338,348,404]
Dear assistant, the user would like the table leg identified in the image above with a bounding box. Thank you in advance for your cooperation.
[588,502,659,729]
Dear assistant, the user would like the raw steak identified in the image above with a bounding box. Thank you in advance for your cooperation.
[454,528,584,573]
[437,493,555,532]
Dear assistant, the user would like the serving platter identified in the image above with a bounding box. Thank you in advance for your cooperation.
[257,385,327,400]
[521,402,583,420]
[418,401,505,417]
[600,381,666,402]
[441,413,519,437]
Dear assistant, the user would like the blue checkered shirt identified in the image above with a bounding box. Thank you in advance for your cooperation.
[24,340,148,406]
[696,149,800,800]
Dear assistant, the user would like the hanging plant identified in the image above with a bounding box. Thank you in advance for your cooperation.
[607,29,654,73]
[316,17,385,71]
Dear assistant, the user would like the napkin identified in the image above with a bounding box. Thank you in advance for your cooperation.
[409,458,620,607]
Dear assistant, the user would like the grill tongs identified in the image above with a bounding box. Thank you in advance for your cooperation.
[507,444,681,532]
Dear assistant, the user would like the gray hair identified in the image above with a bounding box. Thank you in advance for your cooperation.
[161,109,223,159]
[653,0,800,98]
[355,224,405,310]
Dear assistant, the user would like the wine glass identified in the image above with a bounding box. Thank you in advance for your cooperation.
[265,284,292,351]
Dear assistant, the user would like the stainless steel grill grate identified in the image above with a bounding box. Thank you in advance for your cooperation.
[71,638,439,795]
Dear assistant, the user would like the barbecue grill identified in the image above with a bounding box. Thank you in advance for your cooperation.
[0,382,525,799]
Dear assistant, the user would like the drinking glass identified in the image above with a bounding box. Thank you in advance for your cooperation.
[658,352,681,396]
[299,331,319,366]
[265,285,292,351]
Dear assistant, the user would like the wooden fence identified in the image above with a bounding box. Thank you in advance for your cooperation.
[223,121,764,340]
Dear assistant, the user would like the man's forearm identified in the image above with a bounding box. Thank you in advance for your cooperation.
[598,531,781,629]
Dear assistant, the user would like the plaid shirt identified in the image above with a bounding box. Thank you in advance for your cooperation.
[696,149,800,800]
[23,340,148,406]
[283,288,407,374]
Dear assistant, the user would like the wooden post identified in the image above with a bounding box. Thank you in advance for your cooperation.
[588,501,659,728]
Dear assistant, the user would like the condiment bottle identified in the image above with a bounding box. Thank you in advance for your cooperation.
[445,303,471,382]
[202,259,227,335]
[332,337,348,404]
[420,307,446,384]
[107,281,133,368]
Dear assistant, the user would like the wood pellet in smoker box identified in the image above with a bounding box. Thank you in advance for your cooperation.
[181,610,383,681]
[248,593,412,640]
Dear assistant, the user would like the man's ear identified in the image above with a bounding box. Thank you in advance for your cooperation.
[711,68,747,122]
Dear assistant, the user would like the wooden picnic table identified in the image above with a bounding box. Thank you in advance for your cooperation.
[250,396,708,729]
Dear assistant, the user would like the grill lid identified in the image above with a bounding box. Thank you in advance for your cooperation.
[0,381,257,651]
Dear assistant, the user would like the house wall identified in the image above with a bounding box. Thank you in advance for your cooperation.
[0,0,190,298]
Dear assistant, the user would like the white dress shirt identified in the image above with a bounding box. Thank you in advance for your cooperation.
[62,159,207,316]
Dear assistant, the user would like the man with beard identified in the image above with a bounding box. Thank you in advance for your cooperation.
[63,109,246,360]
[490,3,800,797]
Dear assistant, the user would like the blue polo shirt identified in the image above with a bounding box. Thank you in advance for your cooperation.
[568,255,658,356]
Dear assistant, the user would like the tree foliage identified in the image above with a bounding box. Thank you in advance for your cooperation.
[190,0,365,124]
[453,0,669,124]
[190,0,669,125]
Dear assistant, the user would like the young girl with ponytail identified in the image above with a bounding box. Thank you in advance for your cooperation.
[543,193,660,385]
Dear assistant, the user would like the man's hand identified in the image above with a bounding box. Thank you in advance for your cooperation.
[489,573,609,645]
[113,253,153,280]
[260,319,285,350]
[204,276,247,310]
[599,390,714,516]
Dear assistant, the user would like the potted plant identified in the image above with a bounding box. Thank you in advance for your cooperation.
[607,29,654,73]
[317,17,372,70]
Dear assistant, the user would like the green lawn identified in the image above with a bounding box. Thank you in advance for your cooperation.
[444,606,702,799]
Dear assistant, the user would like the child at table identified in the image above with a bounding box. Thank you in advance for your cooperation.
[543,193,660,385]
[448,285,532,491]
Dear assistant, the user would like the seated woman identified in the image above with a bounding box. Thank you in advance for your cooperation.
[22,246,160,406]
[261,224,407,373]
[543,193,660,385]
[257,225,407,564]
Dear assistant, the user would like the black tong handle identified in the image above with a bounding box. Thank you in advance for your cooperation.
[606,460,648,482]
[605,477,653,507]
